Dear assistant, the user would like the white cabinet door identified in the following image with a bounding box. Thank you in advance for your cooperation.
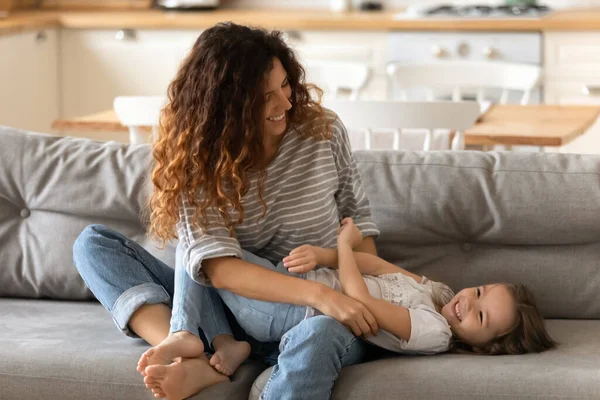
[545,80,600,154]
[544,32,600,154]
[0,29,58,132]
[544,32,600,80]
[285,30,388,100]
[60,29,201,119]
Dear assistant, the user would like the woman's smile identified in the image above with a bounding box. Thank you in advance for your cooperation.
[267,112,286,123]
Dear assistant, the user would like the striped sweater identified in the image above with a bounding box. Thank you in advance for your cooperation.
[177,109,380,285]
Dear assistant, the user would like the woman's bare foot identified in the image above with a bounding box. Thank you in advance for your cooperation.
[209,335,251,376]
[137,331,205,376]
[144,354,229,400]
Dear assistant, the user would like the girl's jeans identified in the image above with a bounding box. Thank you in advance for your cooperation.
[73,224,369,400]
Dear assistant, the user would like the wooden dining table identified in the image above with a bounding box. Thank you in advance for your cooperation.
[52,104,600,148]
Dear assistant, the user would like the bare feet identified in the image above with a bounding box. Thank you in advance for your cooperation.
[209,335,251,376]
[144,354,229,400]
[137,331,205,376]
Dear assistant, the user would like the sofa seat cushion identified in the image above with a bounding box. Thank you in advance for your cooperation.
[250,318,600,400]
[0,299,265,400]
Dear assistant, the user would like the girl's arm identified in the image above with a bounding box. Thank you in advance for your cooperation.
[310,247,422,283]
[337,241,371,300]
[337,232,411,341]
[360,296,412,341]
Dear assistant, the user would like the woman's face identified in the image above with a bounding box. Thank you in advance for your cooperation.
[441,284,517,349]
[262,57,293,142]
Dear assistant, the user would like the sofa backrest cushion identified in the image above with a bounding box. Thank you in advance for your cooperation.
[355,150,600,319]
[0,127,174,300]
[2,126,599,319]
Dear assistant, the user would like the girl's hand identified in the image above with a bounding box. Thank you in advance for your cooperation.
[338,218,362,248]
[283,245,318,273]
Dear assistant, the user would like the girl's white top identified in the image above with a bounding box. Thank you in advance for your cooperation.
[306,269,453,355]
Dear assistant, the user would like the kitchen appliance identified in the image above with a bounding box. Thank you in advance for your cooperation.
[405,3,551,18]
[387,32,543,104]
[157,0,219,10]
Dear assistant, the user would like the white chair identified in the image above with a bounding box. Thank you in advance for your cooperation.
[305,60,370,100]
[324,100,481,151]
[113,96,167,144]
[386,61,542,105]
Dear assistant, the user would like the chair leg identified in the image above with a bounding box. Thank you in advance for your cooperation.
[129,127,144,145]
[451,131,465,151]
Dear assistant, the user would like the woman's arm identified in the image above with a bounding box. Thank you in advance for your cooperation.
[203,256,379,336]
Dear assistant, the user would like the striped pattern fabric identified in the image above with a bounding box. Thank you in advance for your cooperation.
[177,109,380,284]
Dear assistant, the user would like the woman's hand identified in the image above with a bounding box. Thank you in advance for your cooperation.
[337,218,363,248]
[313,287,379,337]
[283,244,319,273]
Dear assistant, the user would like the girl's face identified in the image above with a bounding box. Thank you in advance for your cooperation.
[441,284,517,349]
[262,57,293,142]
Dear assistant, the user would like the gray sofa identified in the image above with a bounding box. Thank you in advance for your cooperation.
[1,125,599,400]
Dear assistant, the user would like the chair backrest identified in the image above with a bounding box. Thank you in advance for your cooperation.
[324,100,481,151]
[306,60,370,100]
[386,61,542,105]
[113,96,166,144]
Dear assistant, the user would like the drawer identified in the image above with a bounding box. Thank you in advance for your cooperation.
[389,32,542,64]
[544,80,600,105]
[284,31,387,69]
[544,32,600,79]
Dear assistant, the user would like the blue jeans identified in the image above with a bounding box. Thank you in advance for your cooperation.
[217,250,307,343]
[73,224,370,400]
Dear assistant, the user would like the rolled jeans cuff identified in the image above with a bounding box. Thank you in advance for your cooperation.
[111,282,171,338]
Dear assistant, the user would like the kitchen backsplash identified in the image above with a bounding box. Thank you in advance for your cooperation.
[224,0,600,10]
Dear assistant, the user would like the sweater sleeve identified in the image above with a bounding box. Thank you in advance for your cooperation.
[329,113,380,239]
[176,198,242,286]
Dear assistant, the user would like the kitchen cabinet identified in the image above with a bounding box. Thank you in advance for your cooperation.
[0,29,59,132]
[544,32,600,154]
[284,30,388,100]
[60,29,200,118]
[59,29,389,120]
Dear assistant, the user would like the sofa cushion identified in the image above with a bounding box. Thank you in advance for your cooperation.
[2,127,600,319]
[355,150,600,319]
[250,317,600,400]
[0,299,265,400]
[0,126,174,299]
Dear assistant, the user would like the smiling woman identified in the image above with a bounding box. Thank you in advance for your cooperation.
[72,21,382,400]
[262,58,292,163]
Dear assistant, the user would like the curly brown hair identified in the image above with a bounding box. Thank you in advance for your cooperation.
[450,283,558,355]
[149,22,327,245]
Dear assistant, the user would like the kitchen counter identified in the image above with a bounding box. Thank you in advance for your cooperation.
[2,8,600,36]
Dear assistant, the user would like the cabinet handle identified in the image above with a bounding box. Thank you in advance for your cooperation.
[115,29,137,41]
[482,46,496,60]
[283,30,302,41]
[431,45,446,58]
[35,31,47,43]
[583,85,600,97]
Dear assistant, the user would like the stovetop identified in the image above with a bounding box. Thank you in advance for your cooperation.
[408,4,552,18]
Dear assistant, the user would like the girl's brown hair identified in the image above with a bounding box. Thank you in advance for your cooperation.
[450,283,558,355]
[149,23,326,244]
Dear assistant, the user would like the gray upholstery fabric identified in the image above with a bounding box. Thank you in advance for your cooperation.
[251,319,600,399]
[0,126,174,299]
[2,127,600,399]
[355,150,600,319]
[0,299,265,400]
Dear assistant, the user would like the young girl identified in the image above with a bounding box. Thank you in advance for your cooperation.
[143,218,557,398]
